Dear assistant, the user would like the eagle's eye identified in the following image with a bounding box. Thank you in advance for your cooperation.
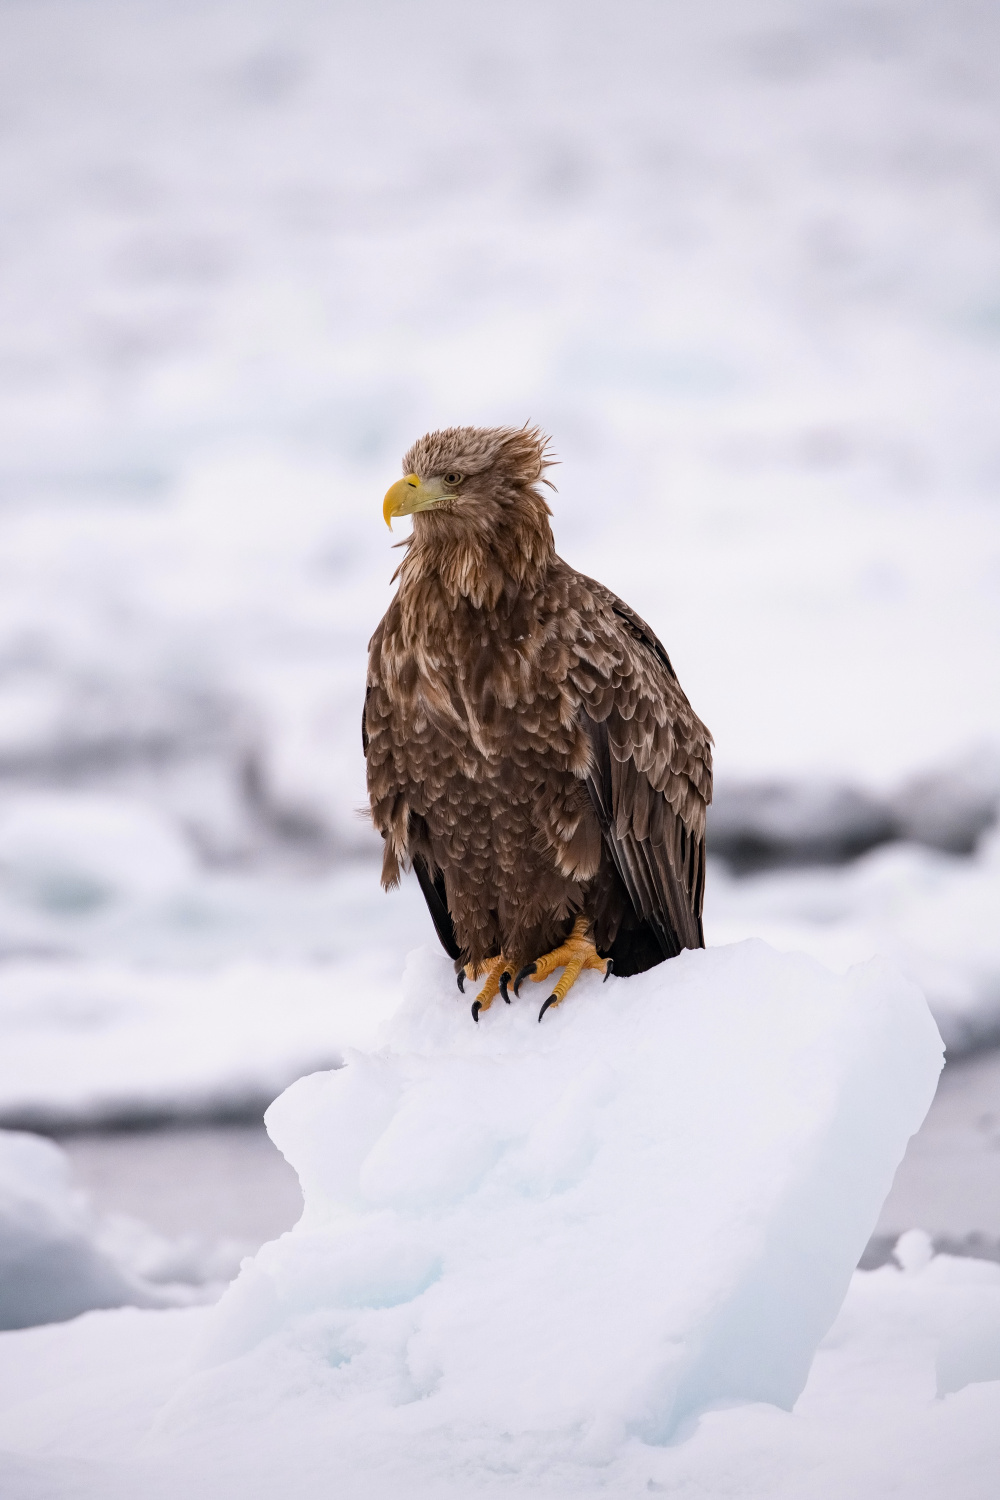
[443,471,462,487]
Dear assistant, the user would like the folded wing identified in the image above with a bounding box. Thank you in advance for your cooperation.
[570,579,712,968]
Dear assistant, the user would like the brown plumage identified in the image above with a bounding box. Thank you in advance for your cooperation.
[363,424,712,1004]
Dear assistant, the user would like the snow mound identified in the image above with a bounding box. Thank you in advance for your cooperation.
[0,1131,235,1331]
[3,1248,1000,1499]
[184,940,941,1461]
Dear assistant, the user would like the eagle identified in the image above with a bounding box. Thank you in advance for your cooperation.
[363,424,712,1021]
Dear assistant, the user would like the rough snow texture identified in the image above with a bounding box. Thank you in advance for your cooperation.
[184,942,942,1458]
[2,1247,999,1499]
[0,942,977,1497]
[0,1131,236,1331]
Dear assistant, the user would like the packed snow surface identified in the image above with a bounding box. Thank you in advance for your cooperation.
[203,945,937,1459]
[0,939,976,1497]
[1,1249,999,1499]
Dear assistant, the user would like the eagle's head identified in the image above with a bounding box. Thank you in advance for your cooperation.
[383,424,555,532]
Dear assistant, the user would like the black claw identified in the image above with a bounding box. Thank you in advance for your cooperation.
[603,958,614,983]
[538,994,558,1023]
[499,970,512,1004]
[457,969,465,994]
[513,962,536,997]
[471,1000,481,1023]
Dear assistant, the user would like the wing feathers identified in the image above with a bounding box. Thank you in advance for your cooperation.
[412,852,462,961]
[574,575,711,964]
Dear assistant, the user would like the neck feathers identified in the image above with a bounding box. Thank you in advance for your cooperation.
[396,486,555,610]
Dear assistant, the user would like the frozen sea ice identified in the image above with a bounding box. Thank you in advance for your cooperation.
[185,939,942,1473]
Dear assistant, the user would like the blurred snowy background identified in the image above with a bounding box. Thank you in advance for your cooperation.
[1,0,999,1318]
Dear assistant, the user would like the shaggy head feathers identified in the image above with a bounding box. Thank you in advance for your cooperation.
[395,423,557,602]
[402,424,555,489]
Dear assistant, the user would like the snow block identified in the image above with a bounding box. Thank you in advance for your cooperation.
[199,941,942,1451]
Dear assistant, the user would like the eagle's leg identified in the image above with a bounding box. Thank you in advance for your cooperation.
[513,916,612,1022]
[461,955,513,1023]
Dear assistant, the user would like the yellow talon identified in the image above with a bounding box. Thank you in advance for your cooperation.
[519,916,611,1019]
[464,954,512,1021]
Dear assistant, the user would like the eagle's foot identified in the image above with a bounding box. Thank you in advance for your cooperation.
[512,917,612,1022]
[460,955,512,1022]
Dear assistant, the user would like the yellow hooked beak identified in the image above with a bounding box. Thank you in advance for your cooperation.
[383,473,449,529]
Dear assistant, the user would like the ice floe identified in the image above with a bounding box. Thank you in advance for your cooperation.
[5,939,998,1498]
[192,942,941,1447]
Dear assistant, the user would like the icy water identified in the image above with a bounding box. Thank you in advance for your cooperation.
[60,1045,1000,1261]
[877,1044,1000,1243]
[63,1122,302,1247]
